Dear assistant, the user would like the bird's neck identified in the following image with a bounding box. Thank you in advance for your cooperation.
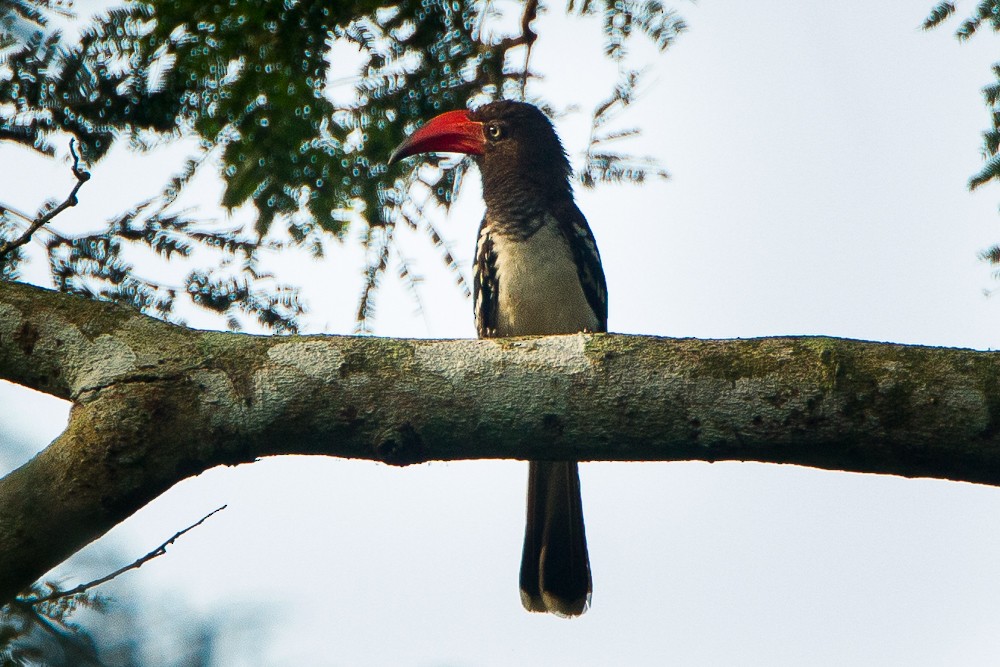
[480,170,573,240]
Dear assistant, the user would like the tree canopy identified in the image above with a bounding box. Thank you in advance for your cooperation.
[0,0,679,331]
[1,1,996,329]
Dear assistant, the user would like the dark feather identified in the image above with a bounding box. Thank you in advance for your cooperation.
[520,460,591,616]
[551,197,608,332]
[473,222,499,337]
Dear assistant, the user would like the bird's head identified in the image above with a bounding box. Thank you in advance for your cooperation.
[389,101,572,206]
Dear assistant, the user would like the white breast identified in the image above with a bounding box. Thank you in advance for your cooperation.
[487,216,599,336]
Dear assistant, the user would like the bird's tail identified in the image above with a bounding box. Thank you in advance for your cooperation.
[519,460,592,617]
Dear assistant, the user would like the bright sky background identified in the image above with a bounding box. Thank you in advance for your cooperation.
[2,1,1000,665]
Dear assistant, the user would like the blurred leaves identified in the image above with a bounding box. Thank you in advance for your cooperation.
[44,199,305,332]
[924,1,1000,271]
[923,2,957,30]
[950,0,1000,40]
[922,1,999,193]
[2,580,240,667]
[579,69,669,188]
[1,583,105,667]
[0,3,181,159]
[569,0,687,60]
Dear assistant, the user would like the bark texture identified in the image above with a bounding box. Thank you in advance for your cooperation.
[2,279,1000,602]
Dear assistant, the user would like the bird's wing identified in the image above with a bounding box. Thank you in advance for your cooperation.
[474,220,499,338]
[551,199,608,332]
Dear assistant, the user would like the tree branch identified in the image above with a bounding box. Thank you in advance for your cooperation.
[0,140,90,260]
[2,278,1000,602]
[481,0,539,93]
[518,0,539,96]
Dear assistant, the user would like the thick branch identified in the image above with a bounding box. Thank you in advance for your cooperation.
[2,279,1000,602]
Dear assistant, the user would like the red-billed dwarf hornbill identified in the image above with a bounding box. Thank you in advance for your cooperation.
[389,100,607,617]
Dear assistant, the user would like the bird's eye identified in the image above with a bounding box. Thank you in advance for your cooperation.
[485,122,504,140]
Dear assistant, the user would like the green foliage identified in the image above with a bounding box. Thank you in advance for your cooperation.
[923,2,957,29]
[569,0,687,59]
[924,1,1000,268]
[950,0,1000,40]
[1,3,181,158]
[143,1,378,237]
[580,69,669,187]
[923,1,999,189]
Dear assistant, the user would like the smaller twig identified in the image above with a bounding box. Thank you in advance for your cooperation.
[0,139,91,260]
[355,223,393,332]
[17,505,227,607]
[519,0,538,42]
[393,245,432,332]
[479,0,538,56]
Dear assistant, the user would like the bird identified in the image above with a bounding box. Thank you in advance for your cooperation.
[389,100,607,617]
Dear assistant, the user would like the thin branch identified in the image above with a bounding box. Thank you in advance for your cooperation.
[0,140,90,260]
[482,0,538,56]
[355,222,393,332]
[423,214,471,298]
[16,505,227,607]
[392,244,432,332]
[518,0,539,97]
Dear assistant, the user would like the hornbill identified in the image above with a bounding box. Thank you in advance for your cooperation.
[389,100,607,617]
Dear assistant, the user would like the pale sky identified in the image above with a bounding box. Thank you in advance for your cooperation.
[2,2,1000,665]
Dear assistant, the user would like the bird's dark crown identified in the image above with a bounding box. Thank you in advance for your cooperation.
[469,101,574,222]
